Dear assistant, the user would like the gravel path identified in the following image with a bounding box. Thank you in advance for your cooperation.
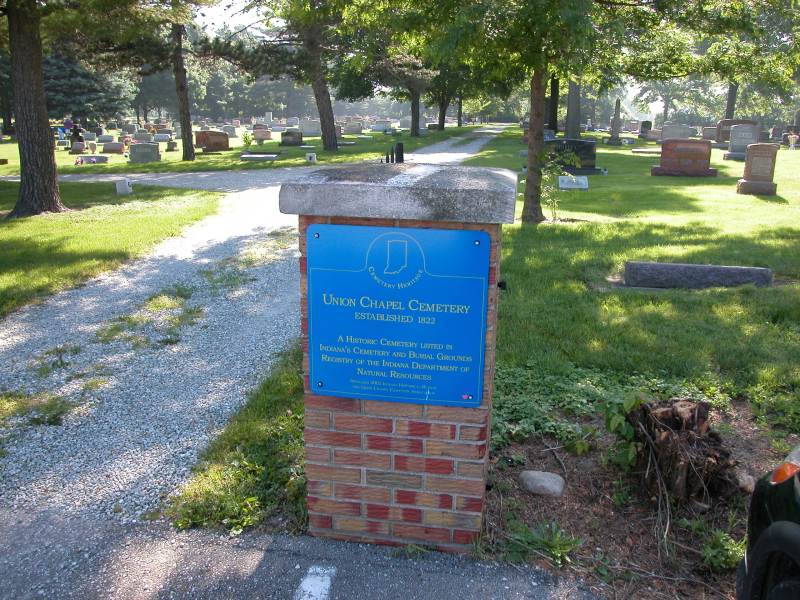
[0,186,299,521]
[0,126,592,600]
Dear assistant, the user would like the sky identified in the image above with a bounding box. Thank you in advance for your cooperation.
[196,1,261,33]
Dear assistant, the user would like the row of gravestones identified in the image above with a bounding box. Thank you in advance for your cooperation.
[651,139,780,196]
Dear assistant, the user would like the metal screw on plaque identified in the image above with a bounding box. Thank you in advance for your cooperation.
[317,381,323,388]
[314,232,320,239]
[474,240,480,246]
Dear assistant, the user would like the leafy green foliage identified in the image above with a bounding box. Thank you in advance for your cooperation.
[503,519,582,567]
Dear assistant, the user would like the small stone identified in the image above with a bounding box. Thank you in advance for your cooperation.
[519,471,565,497]
[736,470,756,494]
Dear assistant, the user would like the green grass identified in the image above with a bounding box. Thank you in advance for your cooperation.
[465,126,800,437]
[0,391,72,426]
[0,182,220,318]
[0,127,478,176]
[167,344,306,534]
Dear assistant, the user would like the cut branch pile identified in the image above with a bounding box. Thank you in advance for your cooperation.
[628,400,740,505]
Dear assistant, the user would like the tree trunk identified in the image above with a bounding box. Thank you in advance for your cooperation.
[457,96,463,127]
[410,89,421,137]
[548,76,559,132]
[522,68,547,224]
[662,96,670,123]
[795,109,800,127]
[310,68,338,151]
[437,95,450,130]
[565,80,581,138]
[724,82,738,120]
[6,0,64,218]
[171,22,195,161]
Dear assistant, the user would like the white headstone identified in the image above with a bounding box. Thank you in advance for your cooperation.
[558,175,589,191]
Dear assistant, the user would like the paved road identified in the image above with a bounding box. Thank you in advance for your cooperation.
[0,125,600,599]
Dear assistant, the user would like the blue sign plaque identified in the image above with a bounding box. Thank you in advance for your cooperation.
[307,224,490,408]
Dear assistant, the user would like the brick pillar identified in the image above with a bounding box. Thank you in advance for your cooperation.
[281,164,516,552]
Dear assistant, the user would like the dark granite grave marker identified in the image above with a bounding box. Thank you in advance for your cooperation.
[280,130,304,146]
[544,139,603,175]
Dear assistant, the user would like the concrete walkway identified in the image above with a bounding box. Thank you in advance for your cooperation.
[0,125,599,600]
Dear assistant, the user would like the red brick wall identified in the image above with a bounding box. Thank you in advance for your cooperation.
[298,215,501,552]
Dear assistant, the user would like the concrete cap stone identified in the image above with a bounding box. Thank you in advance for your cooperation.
[279,163,518,224]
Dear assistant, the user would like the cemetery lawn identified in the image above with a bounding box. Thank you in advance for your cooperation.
[461,127,800,597]
[0,127,477,176]
[0,182,220,318]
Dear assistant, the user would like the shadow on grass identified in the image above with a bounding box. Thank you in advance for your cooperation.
[497,221,800,398]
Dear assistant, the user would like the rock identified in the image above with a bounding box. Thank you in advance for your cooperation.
[736,470,756,494]
[519,471,565,497]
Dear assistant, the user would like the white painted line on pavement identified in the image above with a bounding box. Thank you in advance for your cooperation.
[294,565,336,600]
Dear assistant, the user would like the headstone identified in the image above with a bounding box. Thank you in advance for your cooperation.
[558,175,589,190]
[253,123,269,130]
[607,98,622,146]
[723,124,760,161]
[264,112,273,123]
[69,142,86,154]
[300,119,322,137]
[628,120,639,133]
[115,179,133,196]
[156,128,173,137]
[371,119,393,133]
[651,139,717,177]
[280,130,303,146]
[544,139,603,175]
[625,261,772,289]
[638,121,652,139]
[129,142,161,163]
[79,155,108,164]
[661,124,695,141]
[102,142,125,154]
[737,143,779,196]
[399,116,412,129]
[769,126,782,141]
[106,122,117,130]
[166,141,178,152]
[232,119,241,127]
[253,129,272,142]
[82,132,97,142]
[646,129,661,141]
[97,134,114,143]
[203,131,230,151]
[240,152,279,162]
[715,119,757,144]
[222,125,238,138]
[123,124,138,134]
[286,117,300,126]
[153,133,171,143]
[701,127,717,140]
[195,131,210,148]
[279,163,516,551]
[133,132,153,142]
[56,140,71,149]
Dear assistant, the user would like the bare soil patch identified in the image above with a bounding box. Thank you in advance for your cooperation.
[484,403,781,600]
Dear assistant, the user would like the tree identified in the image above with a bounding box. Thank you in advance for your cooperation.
[43,54,134,122]
[4,0,64,218]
